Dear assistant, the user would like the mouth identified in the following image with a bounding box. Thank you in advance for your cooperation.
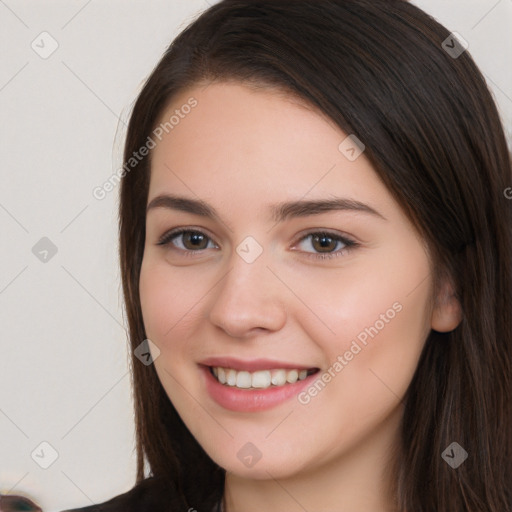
[199,357,321,412]
[208,366,319,390]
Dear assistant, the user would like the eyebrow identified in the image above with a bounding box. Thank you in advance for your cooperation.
[146,194,387,222]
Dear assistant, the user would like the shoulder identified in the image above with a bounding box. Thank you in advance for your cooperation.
[58,476,176,512]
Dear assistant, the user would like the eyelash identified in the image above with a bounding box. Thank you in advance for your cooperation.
[156,228,359,260]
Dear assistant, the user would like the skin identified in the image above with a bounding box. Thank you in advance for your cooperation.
[139,81,462,512]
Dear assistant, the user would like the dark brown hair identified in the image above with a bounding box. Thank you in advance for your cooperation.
[119,1,512,510]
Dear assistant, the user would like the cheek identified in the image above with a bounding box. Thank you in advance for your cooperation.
[285,264,430,354]
[325,274,431,362]
[292,242,432,399]
[320,240,431,347]
[291,273,431,458]
[139,257,208,349]
[139,257,207,412]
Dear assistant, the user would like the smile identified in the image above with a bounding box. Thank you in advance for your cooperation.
[210,366,318,389]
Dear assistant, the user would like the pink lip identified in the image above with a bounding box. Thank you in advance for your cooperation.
[200,365,319,412]
[200,356,315,372]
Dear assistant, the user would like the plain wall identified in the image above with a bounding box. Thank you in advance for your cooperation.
[0,1,510,510]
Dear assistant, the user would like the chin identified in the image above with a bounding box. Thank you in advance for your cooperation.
[206,443,312,480]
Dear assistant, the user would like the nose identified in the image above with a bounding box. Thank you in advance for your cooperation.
[207,246,287,339]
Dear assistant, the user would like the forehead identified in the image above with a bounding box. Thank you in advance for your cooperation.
[152,81,341,162]
[147,81,390,217]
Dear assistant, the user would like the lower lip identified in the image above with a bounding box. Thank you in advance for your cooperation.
[201,365,317,412]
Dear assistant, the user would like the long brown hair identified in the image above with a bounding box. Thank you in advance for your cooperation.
[118,1,512,510]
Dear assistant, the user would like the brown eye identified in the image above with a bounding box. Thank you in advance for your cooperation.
[157,229,217,252]
[181,231,209,250]
[311,234,339,253]
[293,231,358,261]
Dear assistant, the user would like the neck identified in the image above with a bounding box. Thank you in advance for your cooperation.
[223,405,403,512]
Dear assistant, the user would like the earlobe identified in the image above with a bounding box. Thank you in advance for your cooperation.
[431,280,463,333]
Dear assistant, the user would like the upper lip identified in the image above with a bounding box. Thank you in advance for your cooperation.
[200,356,317,372]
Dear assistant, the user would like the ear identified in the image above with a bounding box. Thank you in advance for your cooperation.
[431,277,462,333]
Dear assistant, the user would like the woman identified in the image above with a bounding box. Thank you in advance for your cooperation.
[57,0,511,511]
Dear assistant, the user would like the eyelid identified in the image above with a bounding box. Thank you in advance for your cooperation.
[291,228,356,246]
[157,226,218,245]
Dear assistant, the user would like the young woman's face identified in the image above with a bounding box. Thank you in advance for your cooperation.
[139,81,436,480]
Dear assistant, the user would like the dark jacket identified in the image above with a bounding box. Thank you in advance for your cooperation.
[60,476,222,512]
[59,477,171,512]
[1,477,221,512]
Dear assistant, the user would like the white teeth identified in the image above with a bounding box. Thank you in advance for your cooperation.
[286,369,299,384]
[226,369,237,386]
[252,370,271,388]
[271,369,287,386]
[211,366,312,389]
[236,371,252,389]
